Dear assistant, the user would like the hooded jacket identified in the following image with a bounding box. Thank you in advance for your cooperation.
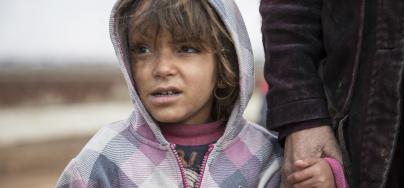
[56,0,282,187]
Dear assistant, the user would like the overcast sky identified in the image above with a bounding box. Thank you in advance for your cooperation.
[0,0,264,63]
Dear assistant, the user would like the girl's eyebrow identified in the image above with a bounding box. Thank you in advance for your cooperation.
[129,27,158,41]
[130,34,153,42]
[171,39,188,45]
[171,34,192,42]
[171,37,198,45]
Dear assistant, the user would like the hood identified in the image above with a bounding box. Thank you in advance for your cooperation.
[109,0,254,147]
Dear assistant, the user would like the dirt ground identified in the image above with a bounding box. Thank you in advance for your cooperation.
[0,63,127,187]
[0,136,90,188]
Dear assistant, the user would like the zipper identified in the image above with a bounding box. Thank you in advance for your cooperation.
[194,144,214,188]
[170,143,215,188]
[170,144,189,188]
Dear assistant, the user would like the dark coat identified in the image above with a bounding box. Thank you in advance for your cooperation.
[260,0,404,187]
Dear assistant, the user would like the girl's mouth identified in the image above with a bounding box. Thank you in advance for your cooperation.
[149,87,182,105]
[152,90,181,96]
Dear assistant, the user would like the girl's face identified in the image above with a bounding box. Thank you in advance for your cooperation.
[129,30,217,125]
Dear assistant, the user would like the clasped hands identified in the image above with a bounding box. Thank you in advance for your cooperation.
[281,126,342,188]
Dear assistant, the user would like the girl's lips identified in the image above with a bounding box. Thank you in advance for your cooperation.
[149,92,181,105]
[151,86,181,96]
[149,86,182,105]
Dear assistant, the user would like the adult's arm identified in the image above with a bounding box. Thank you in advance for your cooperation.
[260,0,342,187]
[260,0,329,129]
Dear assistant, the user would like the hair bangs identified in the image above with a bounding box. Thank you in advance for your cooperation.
[128,0,228,52]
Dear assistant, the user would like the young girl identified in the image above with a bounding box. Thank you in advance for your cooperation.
[57,0,346,187]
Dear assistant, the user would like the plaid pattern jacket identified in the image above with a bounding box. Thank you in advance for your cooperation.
[56,0,282,187]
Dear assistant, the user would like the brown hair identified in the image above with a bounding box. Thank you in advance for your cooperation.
[124,0,239,120]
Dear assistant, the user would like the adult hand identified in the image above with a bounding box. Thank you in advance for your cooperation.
[280,125,342,188]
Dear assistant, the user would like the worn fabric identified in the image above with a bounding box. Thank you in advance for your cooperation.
[385,126,404,188]
[260,0,404,187]
[56,0,283,187]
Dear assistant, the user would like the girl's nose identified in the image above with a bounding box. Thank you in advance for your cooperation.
[152,50,177,79]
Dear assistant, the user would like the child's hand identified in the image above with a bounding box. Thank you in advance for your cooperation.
[286,158,336,188]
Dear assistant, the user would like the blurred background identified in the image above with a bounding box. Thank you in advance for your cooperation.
[0,0,267,187]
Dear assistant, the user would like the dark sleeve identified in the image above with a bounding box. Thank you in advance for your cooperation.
[277,119,330,146]
[260,0,330,130]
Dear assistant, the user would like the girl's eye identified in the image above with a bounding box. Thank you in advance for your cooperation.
[132,45,151,54]
[178,46,200,53]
